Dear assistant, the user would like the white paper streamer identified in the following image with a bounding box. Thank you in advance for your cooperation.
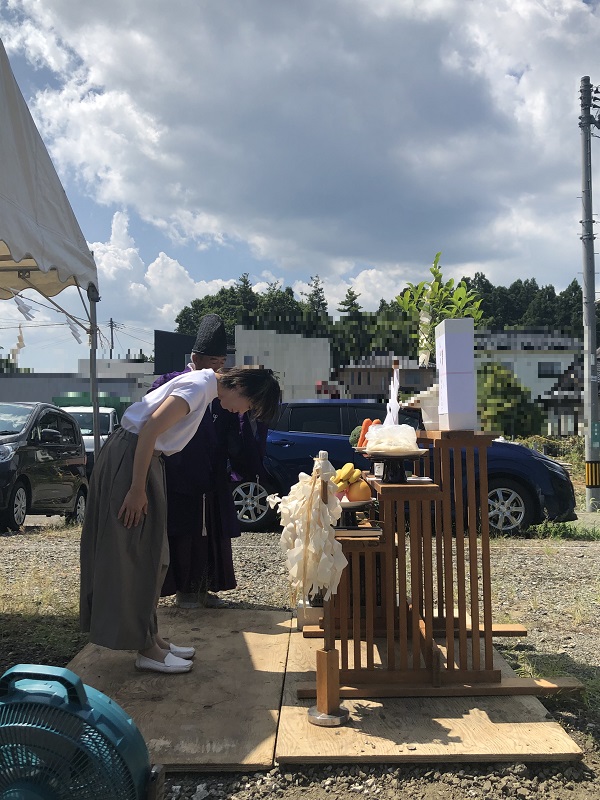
[272,454,348,601]
[384,363,400,427]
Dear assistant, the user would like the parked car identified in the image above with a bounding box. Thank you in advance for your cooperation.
[0,402,88,530]
[232,399,577,534]
[66,406,120,478]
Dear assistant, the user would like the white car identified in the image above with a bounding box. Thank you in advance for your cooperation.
[66,406,120,476]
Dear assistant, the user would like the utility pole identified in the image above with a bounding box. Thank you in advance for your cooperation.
[579,76,600,511]
[109,317,115,359]
[87,283,101,461]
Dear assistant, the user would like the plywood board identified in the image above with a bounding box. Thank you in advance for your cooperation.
[276,631,582,764]
[68,608,292,771]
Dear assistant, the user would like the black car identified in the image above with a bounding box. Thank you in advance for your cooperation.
[232,399,577,534]
[0,402,88,531]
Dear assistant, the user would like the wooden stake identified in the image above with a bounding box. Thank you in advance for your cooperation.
[310,452,347,722]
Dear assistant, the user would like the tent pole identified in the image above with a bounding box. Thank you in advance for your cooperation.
[87,283,101,460]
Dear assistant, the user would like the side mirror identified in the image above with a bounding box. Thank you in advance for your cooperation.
[41,428,61,444]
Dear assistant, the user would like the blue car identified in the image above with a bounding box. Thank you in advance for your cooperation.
[231,399,577,534]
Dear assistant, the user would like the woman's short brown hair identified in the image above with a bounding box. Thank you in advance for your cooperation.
[218,367,281,423]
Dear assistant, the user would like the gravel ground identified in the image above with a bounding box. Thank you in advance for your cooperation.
[1,523,600,799]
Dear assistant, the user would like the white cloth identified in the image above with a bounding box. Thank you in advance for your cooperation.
[0,40,98,300]
[121,369,218,455]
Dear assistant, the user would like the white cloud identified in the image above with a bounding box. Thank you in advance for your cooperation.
[0,0,597,373]
[91,211,142,281]
[89,213,239,334]
[138,253,236,321]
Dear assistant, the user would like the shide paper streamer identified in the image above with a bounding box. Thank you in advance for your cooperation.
[269,452,348,602]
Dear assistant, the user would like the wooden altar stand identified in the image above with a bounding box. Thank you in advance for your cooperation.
[300,430,582,701]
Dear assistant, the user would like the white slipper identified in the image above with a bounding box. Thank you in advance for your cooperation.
[169,642,195,659]
[135,652,193,673]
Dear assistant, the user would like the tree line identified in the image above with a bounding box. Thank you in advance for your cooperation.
[175,261,586,368]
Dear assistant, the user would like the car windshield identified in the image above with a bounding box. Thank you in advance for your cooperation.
[0,403,34,434]
[70,412,111,436]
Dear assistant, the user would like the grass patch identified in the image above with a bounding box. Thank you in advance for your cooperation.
[512,649,572,681]
[498,643,600,715]
[525,521,600,541]
[519,435,585,479]
[581,670,600,711]
[0,613,87,674]
[0,524,86,674]
[489,521,600,542]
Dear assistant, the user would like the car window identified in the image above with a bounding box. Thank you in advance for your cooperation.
[288,405,342,435]
[70,412,111,435]
[59,416,78,445]
[349,404,387,431]
[38,411,61,440]
[0,403,34,434]
[397,411,420,430]
[70,412,93,435]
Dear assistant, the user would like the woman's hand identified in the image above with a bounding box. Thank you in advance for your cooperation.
[118,487,148,528]
[117,395,189,530]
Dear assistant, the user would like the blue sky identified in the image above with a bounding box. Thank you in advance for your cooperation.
[0,0,599,372]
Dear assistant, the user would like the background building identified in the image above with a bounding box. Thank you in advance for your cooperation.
[234,326,332,400]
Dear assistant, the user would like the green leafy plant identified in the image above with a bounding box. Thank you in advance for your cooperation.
[396,252,484,366]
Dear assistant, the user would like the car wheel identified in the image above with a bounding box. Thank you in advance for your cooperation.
[487,477,534,535]
[232,479,279,532]
[5,480,28,531]
[66,488,87,526]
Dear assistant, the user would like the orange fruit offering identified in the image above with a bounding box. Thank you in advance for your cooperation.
[346,478,372,502]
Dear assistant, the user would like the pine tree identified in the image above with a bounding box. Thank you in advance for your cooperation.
[175,274,258,345]
[521,285,558,328]
[301,275,328,315]
[337,288,362,317]
[556,279,583,336]
[506,278,539,325]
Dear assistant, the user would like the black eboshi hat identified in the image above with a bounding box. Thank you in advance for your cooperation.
[192,314,227,356]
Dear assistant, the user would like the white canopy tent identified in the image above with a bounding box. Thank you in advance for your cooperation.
[0,39,102,454]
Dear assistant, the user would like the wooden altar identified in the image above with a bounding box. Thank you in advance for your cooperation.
[300,431,582,705]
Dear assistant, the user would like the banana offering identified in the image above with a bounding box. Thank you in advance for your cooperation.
[332,462,372,502]
[332,462,362,491]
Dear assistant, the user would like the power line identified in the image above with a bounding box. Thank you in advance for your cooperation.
[0,322,75,330]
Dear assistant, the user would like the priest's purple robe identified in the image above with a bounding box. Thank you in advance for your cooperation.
[149,369,266,596]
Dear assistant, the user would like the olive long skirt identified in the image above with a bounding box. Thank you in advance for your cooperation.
[80,428,169,650]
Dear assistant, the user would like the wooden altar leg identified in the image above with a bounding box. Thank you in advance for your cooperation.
[310,599,349,726]
[318,598,338,704]
[316,646,340,714]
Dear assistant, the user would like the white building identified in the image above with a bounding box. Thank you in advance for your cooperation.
[234,326,332,400]
[474,329,582,435]
[77,353,156,394]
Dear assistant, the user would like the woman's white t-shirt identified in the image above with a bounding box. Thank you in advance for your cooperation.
[121,369,218,455]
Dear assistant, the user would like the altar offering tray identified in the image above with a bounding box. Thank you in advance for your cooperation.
[339,498,372,509]
[337,497,373,530]
[363,448,427,458]
[363,449,428,484]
